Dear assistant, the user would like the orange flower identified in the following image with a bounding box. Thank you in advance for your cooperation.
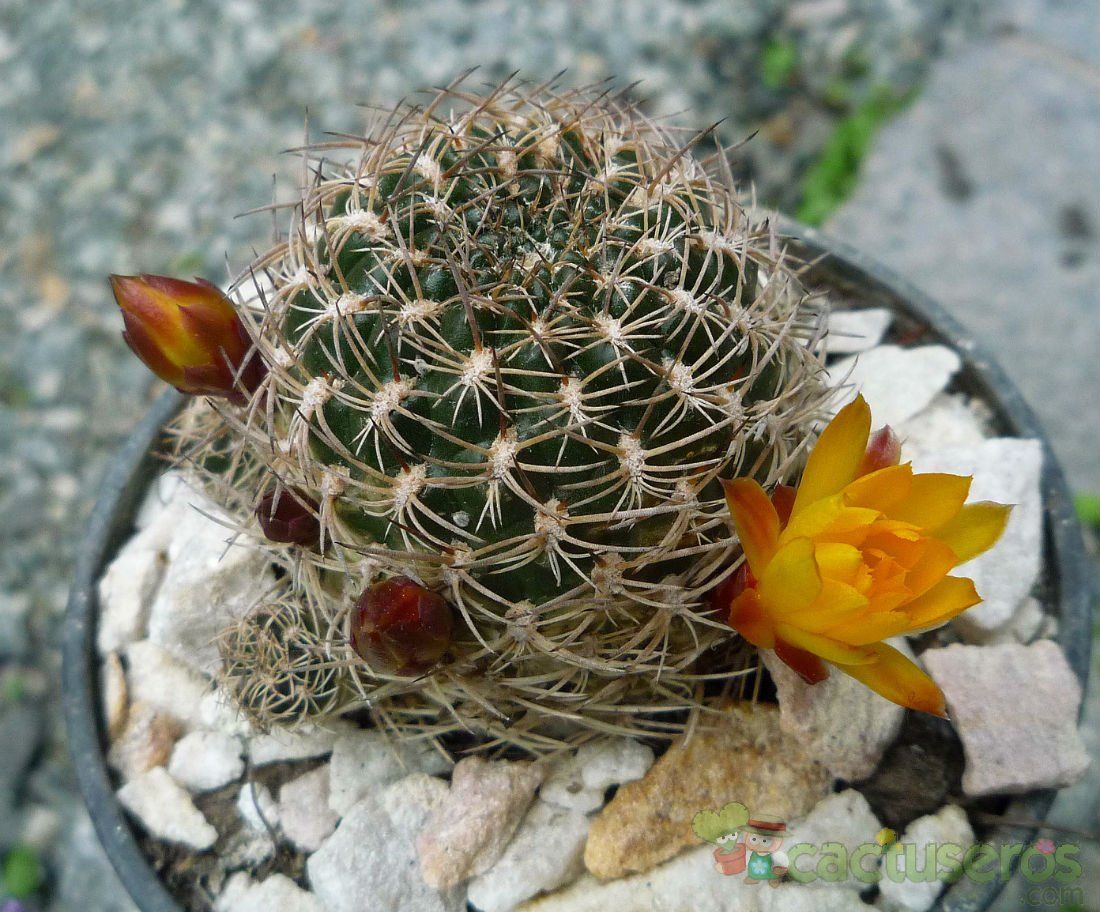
[721,395,1011,716]
[109,274,265,404]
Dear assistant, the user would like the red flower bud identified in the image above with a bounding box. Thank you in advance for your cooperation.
[352,577,454,675]
[256,487,320,545]
[859,425,902,476]
[109,273,266,404]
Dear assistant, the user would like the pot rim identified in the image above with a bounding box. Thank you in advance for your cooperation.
[63,222,1092,912]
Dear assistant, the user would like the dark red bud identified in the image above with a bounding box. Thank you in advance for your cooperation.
[353,577,454,675]
[859,425,902,476]
[256,488,320,545]
[709,562,752,616]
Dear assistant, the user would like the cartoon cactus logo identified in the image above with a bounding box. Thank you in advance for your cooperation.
[113,79,834,750]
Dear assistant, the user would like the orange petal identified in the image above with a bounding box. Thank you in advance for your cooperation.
[774,639,829,684]
[792,395,872,518]
[843,464,913,513]
[728,589,776,649]
[887,473,971,530]
[814,542,863,585]
[774,622,877,666]
[824,609,913,646]
[902,575,981,631]
[782,495,880,545]
[759,538,822,615]
[832,642,946,717]
[794,578,871,632]
[902,537,959,599]
[935,502,1013,563]
[722,478,781,576]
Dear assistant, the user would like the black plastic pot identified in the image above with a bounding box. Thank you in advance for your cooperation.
[63,225,1092,912]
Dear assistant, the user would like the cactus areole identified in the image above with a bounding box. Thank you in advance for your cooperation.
[150,81,835,749]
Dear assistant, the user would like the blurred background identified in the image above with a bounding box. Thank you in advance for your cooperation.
[0,1,1096,909]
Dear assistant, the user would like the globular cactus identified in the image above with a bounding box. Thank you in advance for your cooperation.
[217,595,342,726]
[160,79,831,751]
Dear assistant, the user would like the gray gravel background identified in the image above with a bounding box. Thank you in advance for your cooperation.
[0,1,1095,910]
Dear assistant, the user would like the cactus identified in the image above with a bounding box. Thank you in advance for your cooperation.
[157,79,831,752]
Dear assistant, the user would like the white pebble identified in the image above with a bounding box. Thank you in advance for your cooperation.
[168,731,244,793]
[828,345,961,427]
[215,872,322,912]
[327,730,451,815]
[826,307,891,354]
[117,767,217,851]
[96,533,164,655]
[237,781,280,833]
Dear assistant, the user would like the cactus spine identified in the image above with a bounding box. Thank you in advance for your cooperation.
[174,78,830,752]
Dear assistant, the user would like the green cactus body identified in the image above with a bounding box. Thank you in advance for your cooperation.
[184,81,829,750]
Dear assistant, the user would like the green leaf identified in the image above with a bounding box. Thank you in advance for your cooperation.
[760,38,799,90]
[2,844,44,899]
[797,86,911,226]
[1074,493,1100,530]
[2,672,26,703]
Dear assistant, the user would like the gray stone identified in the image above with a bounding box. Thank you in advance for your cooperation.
[763,649,904,782]
[308,774,464,912]
[829,37,1100,493]
[992,646,1100,912]
[878,805,974,912]
[0,590,31,659]
[117,766,217,850]
[467,800,589,912]
[990,0,1100,69]
[168,730,244,793]
[52,811,140,912]
[20,804,62,850]
[146,492,274,675]
[827,345,961,428]
[278,765,339,853]
[909,438,1043,639]
[327,729,451,815]
[923,640,1089,796]
[826,308,892,355]
[417,757,545,890]
[0,702,43,844]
